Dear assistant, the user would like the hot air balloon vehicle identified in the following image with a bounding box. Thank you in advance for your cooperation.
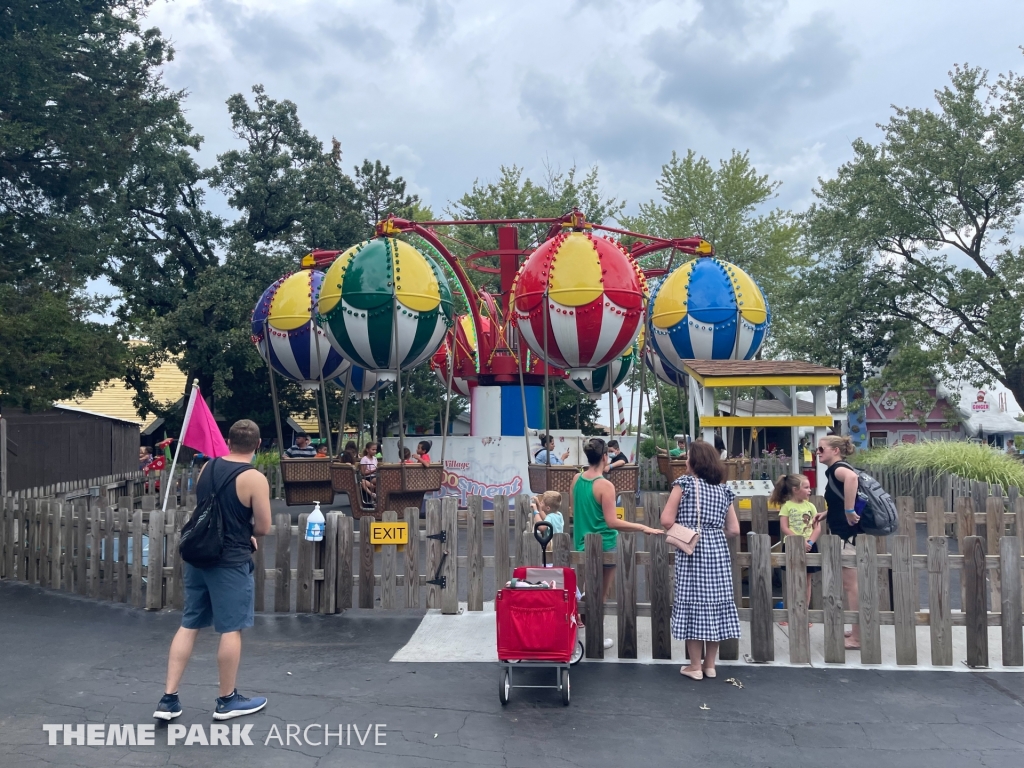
[254,206,771,513]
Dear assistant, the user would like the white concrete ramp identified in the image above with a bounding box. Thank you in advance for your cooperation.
[391,602,1023,672]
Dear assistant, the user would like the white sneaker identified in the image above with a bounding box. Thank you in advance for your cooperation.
[603,637,614,649]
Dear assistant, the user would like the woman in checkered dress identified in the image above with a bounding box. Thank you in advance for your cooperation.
[660,440,741,680]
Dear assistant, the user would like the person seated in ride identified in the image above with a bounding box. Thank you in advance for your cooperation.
[530,491,564,534]
[414,440,432,466]
[360,441,378,500]
[315,443,329,458]
[402,447,416,464]
[339,441,358,464]
[605,440,628,470]
[656,436,687,459]
[534,434,569,465]
[284,434,317,459]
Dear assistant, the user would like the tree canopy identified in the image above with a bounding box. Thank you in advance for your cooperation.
[803,63,1024,410]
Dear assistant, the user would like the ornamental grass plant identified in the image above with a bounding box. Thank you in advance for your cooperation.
[855,440,1024,489]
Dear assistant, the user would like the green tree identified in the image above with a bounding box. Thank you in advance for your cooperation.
[804,63,1024,410]
[113,85,368,432]
[1,0,182,408]
[353,159,419,232]
[620,150,804,310]
[446,163,625,292]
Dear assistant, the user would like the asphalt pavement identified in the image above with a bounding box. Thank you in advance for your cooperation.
[2,580,1023,767]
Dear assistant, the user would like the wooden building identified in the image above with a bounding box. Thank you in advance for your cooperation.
[0,407,139,493]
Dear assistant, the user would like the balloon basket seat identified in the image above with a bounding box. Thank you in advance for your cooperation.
[606,464,639,492]
[330,462,444,520]
[280,458,334,506]
[377,464,444,518]
[724,458,752,481]
[656,455,689,483]
[528,465,581,494]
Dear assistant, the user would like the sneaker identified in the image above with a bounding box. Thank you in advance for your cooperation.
[603,637,614,649]
[153,693,182,721]
[213,690,267,721]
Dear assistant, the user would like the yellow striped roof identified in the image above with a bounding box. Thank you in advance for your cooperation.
[57,356,188,429]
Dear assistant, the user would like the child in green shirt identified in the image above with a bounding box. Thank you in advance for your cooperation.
[769,473,822,624]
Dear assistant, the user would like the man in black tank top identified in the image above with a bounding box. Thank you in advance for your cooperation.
[154,420,272,722]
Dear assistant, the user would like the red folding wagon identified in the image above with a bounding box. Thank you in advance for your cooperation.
[495,565,583,706]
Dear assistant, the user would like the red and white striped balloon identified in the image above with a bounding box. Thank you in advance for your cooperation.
[511,230,646,380]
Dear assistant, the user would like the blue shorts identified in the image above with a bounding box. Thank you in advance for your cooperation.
[182,561,254,633]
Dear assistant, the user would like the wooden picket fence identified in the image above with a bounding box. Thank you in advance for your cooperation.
[2,483,1023,669]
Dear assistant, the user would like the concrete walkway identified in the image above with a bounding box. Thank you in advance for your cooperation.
[393,602,1024,671]
[2,581,1023,768]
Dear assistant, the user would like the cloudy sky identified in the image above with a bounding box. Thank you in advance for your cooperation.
[148,0,1024,218]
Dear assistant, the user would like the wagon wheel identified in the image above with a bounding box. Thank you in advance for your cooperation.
[560,668,570,706]
[499,669,511,705]
[570,640,584,666]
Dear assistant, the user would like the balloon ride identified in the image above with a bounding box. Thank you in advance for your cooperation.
[252,202,775,507]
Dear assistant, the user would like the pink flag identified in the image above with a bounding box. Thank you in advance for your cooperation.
[181,387,229,458]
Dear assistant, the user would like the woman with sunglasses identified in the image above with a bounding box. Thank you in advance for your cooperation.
[817,435,862,650]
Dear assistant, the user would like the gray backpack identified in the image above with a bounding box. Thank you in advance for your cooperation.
[828,462,899,537]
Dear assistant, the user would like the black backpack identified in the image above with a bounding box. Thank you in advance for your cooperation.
[828,461,899,537]
[179,459,252,567]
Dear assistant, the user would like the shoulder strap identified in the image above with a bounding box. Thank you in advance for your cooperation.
[209,459,252,501]
[826,461,855,500]
[693,477,702,531]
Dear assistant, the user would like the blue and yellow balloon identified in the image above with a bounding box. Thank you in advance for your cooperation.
[647,257,770,376]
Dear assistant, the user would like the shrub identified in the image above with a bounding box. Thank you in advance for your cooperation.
[855,440,1024,489]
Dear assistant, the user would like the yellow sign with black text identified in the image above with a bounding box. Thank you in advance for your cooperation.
[615,507,625,520]
[370,521,408,546]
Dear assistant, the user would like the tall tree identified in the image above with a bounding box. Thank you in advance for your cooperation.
[804,63,1024,409]
[112,85,367,432]
[0,0,180,408]
[353,159,419,232]
[620,150,804,310]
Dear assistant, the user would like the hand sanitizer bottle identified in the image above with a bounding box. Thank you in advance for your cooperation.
[305,501,325,542]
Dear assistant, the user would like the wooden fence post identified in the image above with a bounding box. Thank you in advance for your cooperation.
[319,512,339,614]
[88,505,101,598]
[493,495,510,589]
[987,496,1004,609]
[955,496,973,611]
[552,532,571,569]
[926,496,945,538]
[296,513,315,613]
[253,518,266,613]
[1000,535,1023,667]
[927,536,952,666]
[896,497,915,549]
[130,510,143,607]
[359,515,374,610]
[962,535,988,668]
[750,496,769,536]
[381,511,399,609]
[521,529,541,567]
[274,513,292,613]
[584,533,605,659]
[404,507,420,609]
[467,494,484,611]
[441,497,458,615]
[514,494,531,568]
[820,534,844,663]
[425,499,441,609]
[856,536,881,664]
[168,508,185,609]
[115,507,128,603]
[616,532,637,659]
[337,514,353,611]
[748,532,774,662]
[784,534,810,664]
[145,509,164,611]
[649,532,672,660]
[891,535,917,665]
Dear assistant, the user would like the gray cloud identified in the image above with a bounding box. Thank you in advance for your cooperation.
[647,2,856,130]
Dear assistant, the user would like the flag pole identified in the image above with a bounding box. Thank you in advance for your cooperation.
[163,385,199,512]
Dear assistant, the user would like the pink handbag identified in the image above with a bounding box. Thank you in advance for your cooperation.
[666,478,702,555]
